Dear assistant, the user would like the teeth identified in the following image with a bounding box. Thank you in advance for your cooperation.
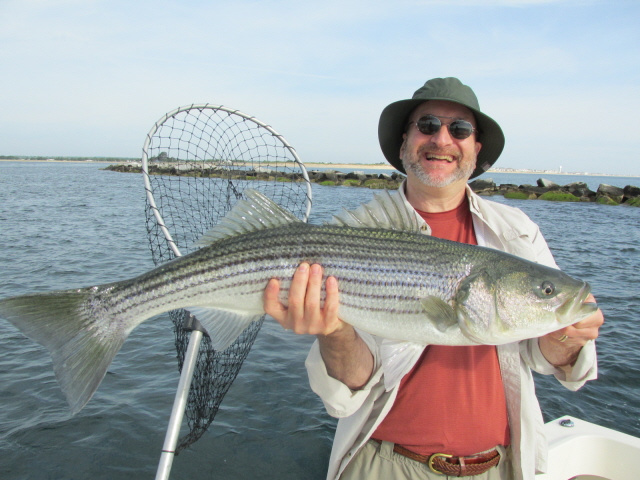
[426,154,454,162]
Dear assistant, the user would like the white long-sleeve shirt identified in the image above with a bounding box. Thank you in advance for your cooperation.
[306,183,598,480]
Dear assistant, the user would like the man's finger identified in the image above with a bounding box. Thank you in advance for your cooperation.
[264,278,287,323]
[287,263,311,321]
[304,264,324,312]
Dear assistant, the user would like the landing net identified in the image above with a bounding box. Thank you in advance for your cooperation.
[141,104,311,453]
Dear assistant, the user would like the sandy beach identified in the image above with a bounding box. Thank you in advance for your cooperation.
[1,158,637,178]
[304,162,393,170]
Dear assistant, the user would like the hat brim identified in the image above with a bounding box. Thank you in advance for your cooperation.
[378,98,505,179]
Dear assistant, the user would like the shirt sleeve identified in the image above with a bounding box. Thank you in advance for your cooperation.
[305,329,384,418]
[515,211,598,390]
[520,338,597,391]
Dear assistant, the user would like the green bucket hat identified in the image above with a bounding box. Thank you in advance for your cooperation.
[378,77,505,179]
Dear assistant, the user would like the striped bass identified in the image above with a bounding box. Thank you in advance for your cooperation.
[0,190,596,414]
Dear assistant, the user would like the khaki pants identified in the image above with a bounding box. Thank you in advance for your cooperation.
[340,440,512,480]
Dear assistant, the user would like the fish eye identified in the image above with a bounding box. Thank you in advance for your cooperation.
[540,281,555,296]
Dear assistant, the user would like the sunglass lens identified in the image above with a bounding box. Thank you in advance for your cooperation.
[449,120,474,139]
[416,115,441,135]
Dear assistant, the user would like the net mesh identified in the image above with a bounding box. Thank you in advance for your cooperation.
[142,105,311,453]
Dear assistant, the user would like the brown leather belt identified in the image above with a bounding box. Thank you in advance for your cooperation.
[372,439,500,477]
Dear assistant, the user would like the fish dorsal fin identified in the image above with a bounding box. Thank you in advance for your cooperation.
[331,190,422,233]
[196,189,302,246]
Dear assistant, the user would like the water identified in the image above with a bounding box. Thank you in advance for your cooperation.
[0,162,638,479]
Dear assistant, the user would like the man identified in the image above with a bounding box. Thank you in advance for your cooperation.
[264,77,604,479]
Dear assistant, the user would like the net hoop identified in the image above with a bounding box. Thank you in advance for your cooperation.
[140,103,312,466]
[142,103,312,260]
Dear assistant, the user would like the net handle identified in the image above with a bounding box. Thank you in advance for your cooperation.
[143,104,312,479]
[141,103,313,258]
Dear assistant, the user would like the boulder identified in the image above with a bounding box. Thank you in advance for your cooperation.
[520,185,552,196]
[597,184,624,203]
[564,182,595,199]
[345,171,369,181]
[596,195,620,206]
[597,183,624,197]
[306,170,322,180]
[469,178,497,193]
[537,178,559,188]
[623,185,640,199]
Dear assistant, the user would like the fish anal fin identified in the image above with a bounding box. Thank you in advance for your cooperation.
[185,307,263,352]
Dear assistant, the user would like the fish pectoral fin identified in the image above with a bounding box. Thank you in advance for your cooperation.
[420,296,458,332]
[185,307,263,352]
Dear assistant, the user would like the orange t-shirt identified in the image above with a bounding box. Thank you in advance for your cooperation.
[372,198,510,456]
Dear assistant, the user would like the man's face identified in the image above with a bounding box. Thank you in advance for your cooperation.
[400,100,482,188]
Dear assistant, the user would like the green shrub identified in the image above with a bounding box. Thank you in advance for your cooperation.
[364,179,388,189]
[504,191,530,200]
[596,195,619,205]
[538,192,580,202]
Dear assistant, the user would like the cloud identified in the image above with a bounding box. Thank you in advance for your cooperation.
[0,0,638,175]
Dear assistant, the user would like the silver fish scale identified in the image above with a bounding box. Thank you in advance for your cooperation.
[93,222,489,337]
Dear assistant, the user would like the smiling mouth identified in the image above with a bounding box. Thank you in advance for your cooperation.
[425,154,456,163]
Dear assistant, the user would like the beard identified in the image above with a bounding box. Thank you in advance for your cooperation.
[401,145,476,188]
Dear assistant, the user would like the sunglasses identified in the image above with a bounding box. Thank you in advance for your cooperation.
[409,115,478,140]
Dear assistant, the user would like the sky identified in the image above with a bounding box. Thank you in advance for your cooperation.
[1,0,639,176]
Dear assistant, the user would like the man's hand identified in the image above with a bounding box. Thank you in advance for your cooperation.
[263,263,374,389]
[264,262,343,335]
[539,294,604,368]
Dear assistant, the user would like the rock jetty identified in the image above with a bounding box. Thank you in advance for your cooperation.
[469,177,640,206]
[104,164,640,206]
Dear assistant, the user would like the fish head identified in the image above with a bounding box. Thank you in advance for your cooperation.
[455,258,596,345]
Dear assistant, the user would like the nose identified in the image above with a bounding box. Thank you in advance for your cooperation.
[429,123,455,148]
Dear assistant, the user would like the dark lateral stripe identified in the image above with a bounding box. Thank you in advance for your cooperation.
[105,225,470,315]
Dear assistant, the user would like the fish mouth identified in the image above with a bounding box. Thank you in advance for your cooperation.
[556,281,596,321]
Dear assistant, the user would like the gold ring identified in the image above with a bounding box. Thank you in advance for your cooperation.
[558,335,568,342]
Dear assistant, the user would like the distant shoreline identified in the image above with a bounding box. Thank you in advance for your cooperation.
[305,164,640,178]
[0,158,638,178]
[0,158,124,164]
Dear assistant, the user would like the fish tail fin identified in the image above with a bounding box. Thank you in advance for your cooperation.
[0,289,128,414]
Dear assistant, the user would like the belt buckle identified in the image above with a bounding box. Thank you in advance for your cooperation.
[428,453,453,474]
